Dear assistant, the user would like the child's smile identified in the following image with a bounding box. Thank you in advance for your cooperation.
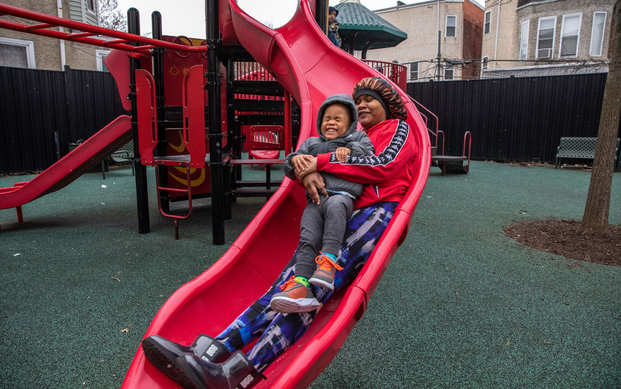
[321,103,351,140]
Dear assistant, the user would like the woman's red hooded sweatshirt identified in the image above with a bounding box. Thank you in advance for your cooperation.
[316,119,418,209]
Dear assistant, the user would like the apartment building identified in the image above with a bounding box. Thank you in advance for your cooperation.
[0,0,110,71]
[481,0,615,77]
[364,0,484,81]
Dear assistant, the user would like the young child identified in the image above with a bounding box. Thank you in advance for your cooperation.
[270,94,374,314]
[328,6,341,48]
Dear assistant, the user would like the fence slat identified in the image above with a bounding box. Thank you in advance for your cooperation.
[407,73,617,164]
[0,66,126,174]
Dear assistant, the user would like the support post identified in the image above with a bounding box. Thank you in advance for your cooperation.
[128,7,150,234]
[316,0,328,34]
[152,11,170,213]
[206,0,226,245]
[436,30,442,81]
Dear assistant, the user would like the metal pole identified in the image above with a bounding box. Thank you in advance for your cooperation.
[128,7,150,233]
[316,0,328,34]
[152,11,169,213]
[205,0,225,245]
[436,30,441,81]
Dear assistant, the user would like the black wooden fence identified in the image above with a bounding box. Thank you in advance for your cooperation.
[407,73,618,164]
[1,69,616,175]
[0,66,126,175]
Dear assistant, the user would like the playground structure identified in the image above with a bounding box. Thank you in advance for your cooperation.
[0,0,432,387]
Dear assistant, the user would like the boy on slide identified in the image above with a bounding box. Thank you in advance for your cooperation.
[270,94,374,313]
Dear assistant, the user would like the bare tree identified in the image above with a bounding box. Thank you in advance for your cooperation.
[98,0,127,32]
[581,0,621,234]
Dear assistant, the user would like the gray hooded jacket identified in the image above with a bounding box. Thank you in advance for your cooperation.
[284,94,375,198]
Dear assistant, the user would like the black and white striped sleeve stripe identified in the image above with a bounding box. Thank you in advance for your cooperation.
[329,120,409,167]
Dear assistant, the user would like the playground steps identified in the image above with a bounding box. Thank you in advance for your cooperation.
[430,155,469,175]
[430,131,471,176]
[229,158,284,200]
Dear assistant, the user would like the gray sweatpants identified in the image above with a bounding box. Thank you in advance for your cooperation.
[295,194,354,279]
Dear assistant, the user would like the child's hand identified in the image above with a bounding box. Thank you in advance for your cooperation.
[292,154,313,175]
[335,147,351,163]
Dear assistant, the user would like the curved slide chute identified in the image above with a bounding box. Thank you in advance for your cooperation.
[0,116,132,214]
[122,1,430,387]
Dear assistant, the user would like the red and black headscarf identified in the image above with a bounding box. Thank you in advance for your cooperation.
[352,77,407,121]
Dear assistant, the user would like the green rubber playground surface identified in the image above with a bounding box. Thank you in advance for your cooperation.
[1,161,620,388]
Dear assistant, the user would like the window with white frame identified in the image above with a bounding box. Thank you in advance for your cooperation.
[519,20,529,60]
[0,37,36,68]
[482,56,489,70]
[87,0,96,13]
[536,16,556,59]
[444,64,454,80]
[96,50,111,72]
[590,12,607,56]
[410,62,419,81]
[560,13,581,57]
[446,15,456,37]
[484,11,491,34]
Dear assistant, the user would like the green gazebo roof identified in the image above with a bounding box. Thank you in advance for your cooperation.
[335,1,407,51]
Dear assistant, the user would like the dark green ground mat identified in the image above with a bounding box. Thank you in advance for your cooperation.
[1,161,619,388]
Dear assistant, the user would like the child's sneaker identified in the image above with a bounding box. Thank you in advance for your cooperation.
[309,252,343,290]
[270,276,321,313]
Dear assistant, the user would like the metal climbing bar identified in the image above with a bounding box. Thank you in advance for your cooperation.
[0,3,207,53]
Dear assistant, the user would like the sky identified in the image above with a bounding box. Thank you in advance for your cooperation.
[116,0,484,39]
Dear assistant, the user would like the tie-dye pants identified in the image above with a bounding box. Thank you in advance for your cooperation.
[214,202,398,372]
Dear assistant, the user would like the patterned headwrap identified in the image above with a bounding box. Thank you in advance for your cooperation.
[352,77,407,121]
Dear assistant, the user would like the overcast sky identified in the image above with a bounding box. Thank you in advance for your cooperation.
[116,0,484,38]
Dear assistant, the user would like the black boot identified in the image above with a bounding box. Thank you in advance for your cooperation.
[141,334,230,386]
[177,350,265,389]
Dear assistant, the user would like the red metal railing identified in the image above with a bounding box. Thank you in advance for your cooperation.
[409,98,443,154]
[0,3,206,54]
[362,60,407,91]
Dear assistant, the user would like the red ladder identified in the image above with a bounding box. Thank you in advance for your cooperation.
[136,65,206,239]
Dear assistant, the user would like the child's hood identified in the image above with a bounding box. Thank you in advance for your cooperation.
[316,93,359,141]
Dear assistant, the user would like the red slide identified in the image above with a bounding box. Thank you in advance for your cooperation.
[122,1,430,388]
[0,116,132,218]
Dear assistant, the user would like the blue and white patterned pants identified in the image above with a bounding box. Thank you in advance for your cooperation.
[214,202,398,372]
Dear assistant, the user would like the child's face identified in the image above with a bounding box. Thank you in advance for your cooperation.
[321,103,351,140]
[329,11,337,23]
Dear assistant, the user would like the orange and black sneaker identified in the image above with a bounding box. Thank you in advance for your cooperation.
[309,252,343,290]
[270,276,321,313]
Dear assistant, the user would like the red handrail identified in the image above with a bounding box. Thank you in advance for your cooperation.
[0,3,207,54]
[362,60,407,91]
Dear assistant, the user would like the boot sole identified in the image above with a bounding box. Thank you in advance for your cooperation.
[177,356,209,389]
[308,276,335,290]
[270,296,322,313]
[142,339,197,389]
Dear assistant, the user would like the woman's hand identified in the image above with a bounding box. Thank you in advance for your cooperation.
[301,172,328,204]
[291,154,313,175]
[296,157,317,180]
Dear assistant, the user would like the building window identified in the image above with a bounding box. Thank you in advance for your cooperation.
[590,12,607,56]
[482,56,489,70]
[87,0,96,13]
[446,15,456,37]
[0,37,36,68]
[560,14,581,57]
[410,62,418,81]
[519,20,529,60]
[96,50,110,72]
[484,11,491,34]
[444,64,454,80]
[536,16,556,59]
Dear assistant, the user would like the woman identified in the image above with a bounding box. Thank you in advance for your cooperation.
[141,77,418,389]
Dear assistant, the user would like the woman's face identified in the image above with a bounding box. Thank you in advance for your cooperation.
[355,94,387,130]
